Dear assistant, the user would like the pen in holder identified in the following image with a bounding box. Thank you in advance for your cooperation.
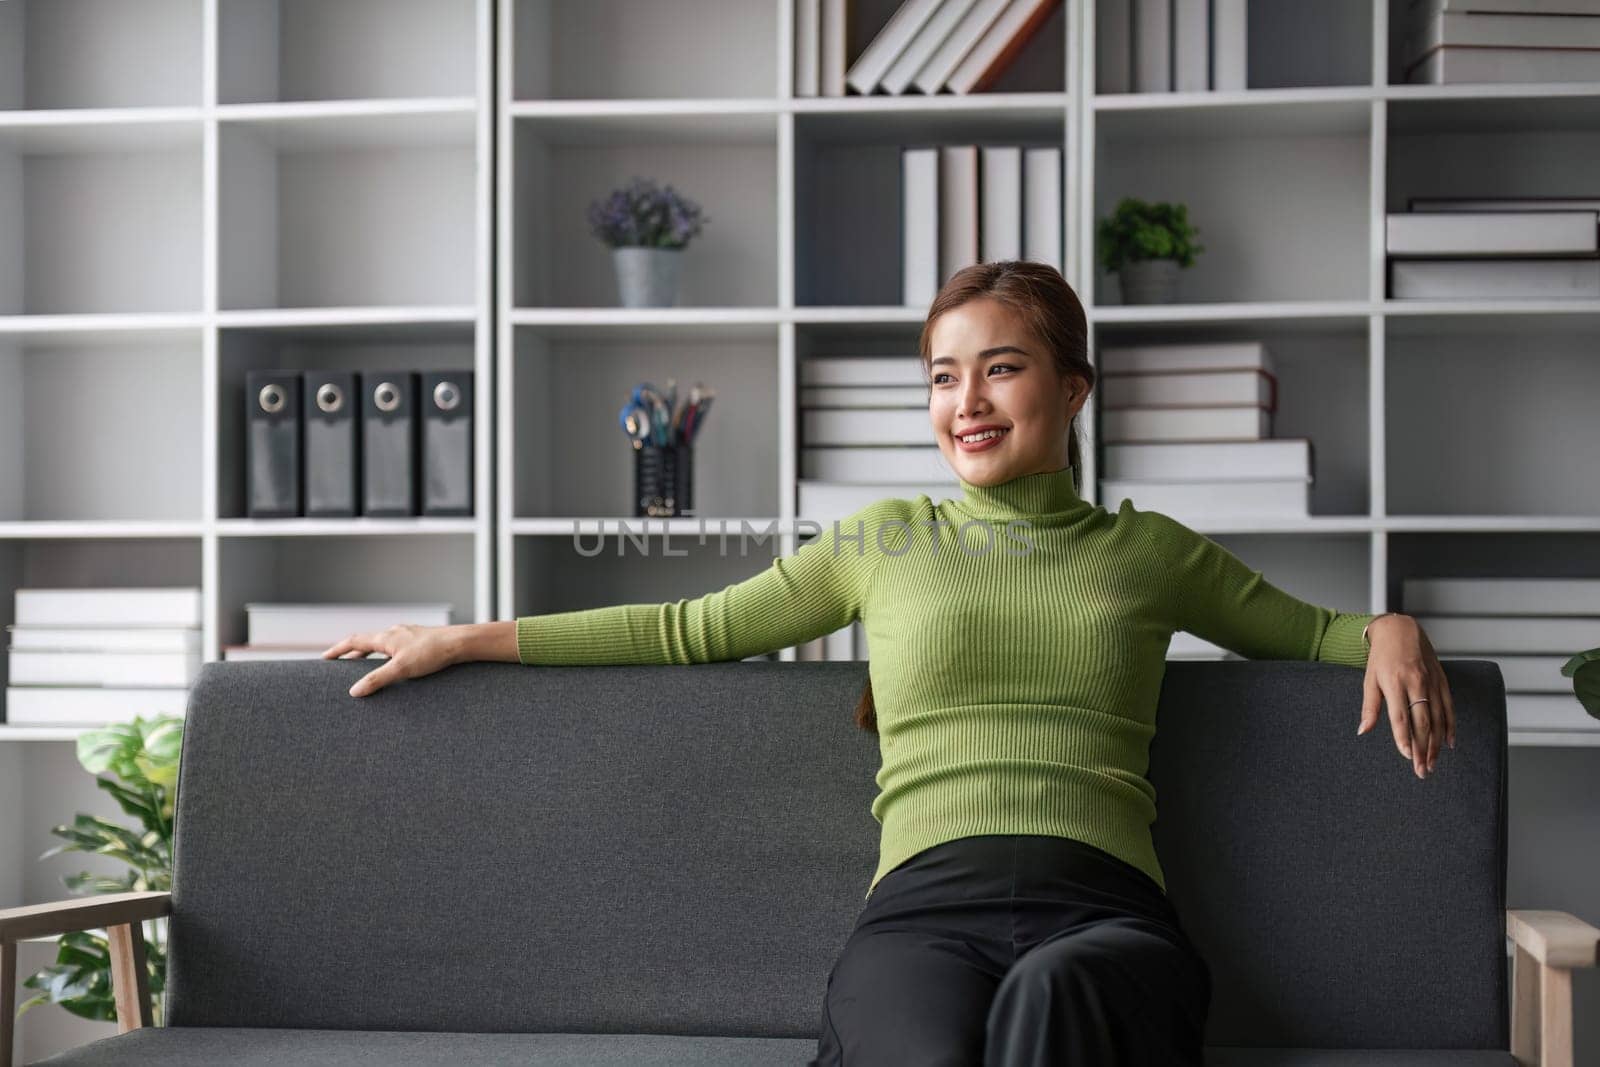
[635,443,694,518]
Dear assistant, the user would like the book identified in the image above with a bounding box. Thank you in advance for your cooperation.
[223,644,385,661]
[6,626,201,652]
[1408,0,1600,14]
[1211,0,1248,90]
[882,0,982,94]
[1099,341,1273,374]
[798,481,958,526]
[801,385,930,406]
[1390,258,1600,299]
[804,408,934,445]
[245,603,454,646]
[1096,0,1133,93]
[1475,655,1580,693]
[1507,694,1596,732]
[1022,146,1063,270]
[5,687,190,726]
[847,0,944,94]
[822,0,851,95]
[1387,211,1599,255]
[1100,406,1272,442]
[801,446,953,481]
[15,588,203,628]
[9,650,201,688]
[796,0,821,96]
[1411,196,1600,213]
[1413,615,1598,653]
[939,145,980,282]
[947,0,1063,94]
[1408,44,1600,82]
[980,145,1023,262]
[1401,577,1600,615]
[1408,9,1600,50]
[1173,0,1210,91]
[902,147,941,307]
[1100,369,1277,409]
[1100,478,1311,519]
[913,0,1012,93]
[1102,438,1312,481]
[1133,0,1172,91]
[801,356,927,386]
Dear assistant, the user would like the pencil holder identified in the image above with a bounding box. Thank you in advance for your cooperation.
[634,444,694,517]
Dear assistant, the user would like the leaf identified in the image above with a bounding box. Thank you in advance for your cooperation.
[94,777,160,828]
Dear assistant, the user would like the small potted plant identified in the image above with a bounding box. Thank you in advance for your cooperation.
[1563,648,1600,720]
[587,177,708,308]
[1096,197,1204,305]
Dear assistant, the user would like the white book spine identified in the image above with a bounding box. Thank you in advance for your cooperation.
[1022,147,1062,270]
[846,0,945,94]
[1486,655,1583,693]
[15,588,203,628]
[803,408,932,445]
[1099,406,1271,442]
[1210,0,1247,89]
[914,0,1014,93]
[1410,10,1600,50]
[1420,0,1600,14]
[1101,370,1273,408]
[1173,0,1210,91]
[903,147,941,307]
[6,686,191,726]
[801,446,953,482]
[1099,341,1271,374]
[939,145,980,282]
[801,386,930,406]
[1096,0,1133,92]
[947,0,1053,94]
[882,0,982,95]
[980,145,1023,262]
[1100,479,1310,519]
[1415,615,1599,653]
[9,650,200,688]
[1411,197,1600,213]
[1507,694,1597,732]
[1410,44,1600,82]
[1386,211,1599,256]
[797,482,956,525]
[1102,439,1310,480]
[7,626,202,652]
[796,0,821,96]
[801,356,929,386]
[248,606,454,646]
[1390,258,1600,299]
[822,0,849,95]
[1401,577,1600,616]
[1134,0,1173,90]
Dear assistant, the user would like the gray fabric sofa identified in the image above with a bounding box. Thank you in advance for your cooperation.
[4,657,1596,1066]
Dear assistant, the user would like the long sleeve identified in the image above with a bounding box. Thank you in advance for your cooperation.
[1138,507,1375,668]
[515,498,903,666]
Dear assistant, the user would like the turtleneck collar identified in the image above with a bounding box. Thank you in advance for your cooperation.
[949,465,1087,520]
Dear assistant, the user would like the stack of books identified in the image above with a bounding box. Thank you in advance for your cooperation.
[5,588,201,727]
[1387,200,1600,299]
[797,354,957,525]
[1097,341,1316,521]
[223,602,454,661]
[795,0,1061,97]
[1402,0,1600,85]
[902,143,1063,307]
[1096,0,1248,93]
[1401,577,1600,737]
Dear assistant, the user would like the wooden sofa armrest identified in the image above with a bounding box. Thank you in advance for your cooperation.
[1507,909,1600,1067]
[1,891,171,1067]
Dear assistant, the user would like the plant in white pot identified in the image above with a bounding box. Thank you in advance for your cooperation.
[588,177,708,308]
[1096,197,1204,305]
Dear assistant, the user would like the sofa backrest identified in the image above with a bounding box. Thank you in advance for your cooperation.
[164,658,1506,1050]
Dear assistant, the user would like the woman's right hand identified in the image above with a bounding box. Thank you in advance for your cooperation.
[322,624,462,698]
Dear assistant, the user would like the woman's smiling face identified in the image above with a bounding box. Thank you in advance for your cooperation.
[926,296,1087,486]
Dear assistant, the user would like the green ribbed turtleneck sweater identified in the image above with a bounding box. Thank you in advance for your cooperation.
[516,467,1376,899]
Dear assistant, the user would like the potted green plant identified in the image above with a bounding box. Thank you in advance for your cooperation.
[16,716,182,1027]
[1096,197,1204,305]
[588,177,709,308]
[1563,648,1600,719]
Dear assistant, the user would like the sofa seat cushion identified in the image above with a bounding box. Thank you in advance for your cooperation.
[29,1028,819,1066]
[1205,1050,1516,1066]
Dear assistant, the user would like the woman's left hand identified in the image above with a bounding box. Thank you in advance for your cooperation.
[1357,613,1456,780]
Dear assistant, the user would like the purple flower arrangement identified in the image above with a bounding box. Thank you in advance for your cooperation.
[587,177,708,250]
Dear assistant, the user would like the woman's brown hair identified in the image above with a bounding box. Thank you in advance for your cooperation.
[852,260,1096,735]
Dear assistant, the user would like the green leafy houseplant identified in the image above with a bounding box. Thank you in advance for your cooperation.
[1096,197,1204,273]
[17,716,182,1026]
[1563,649,1600,719]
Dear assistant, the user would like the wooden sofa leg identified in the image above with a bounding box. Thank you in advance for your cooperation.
[106,922,152,1033]
[1512,942,1574,1067]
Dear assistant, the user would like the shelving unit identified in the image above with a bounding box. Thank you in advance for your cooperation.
[6,0,1600,1058]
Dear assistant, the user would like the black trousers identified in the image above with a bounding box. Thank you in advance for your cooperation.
[808,834,1212,1067]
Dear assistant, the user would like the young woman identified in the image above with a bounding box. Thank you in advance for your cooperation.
[323,260,1455,1066]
